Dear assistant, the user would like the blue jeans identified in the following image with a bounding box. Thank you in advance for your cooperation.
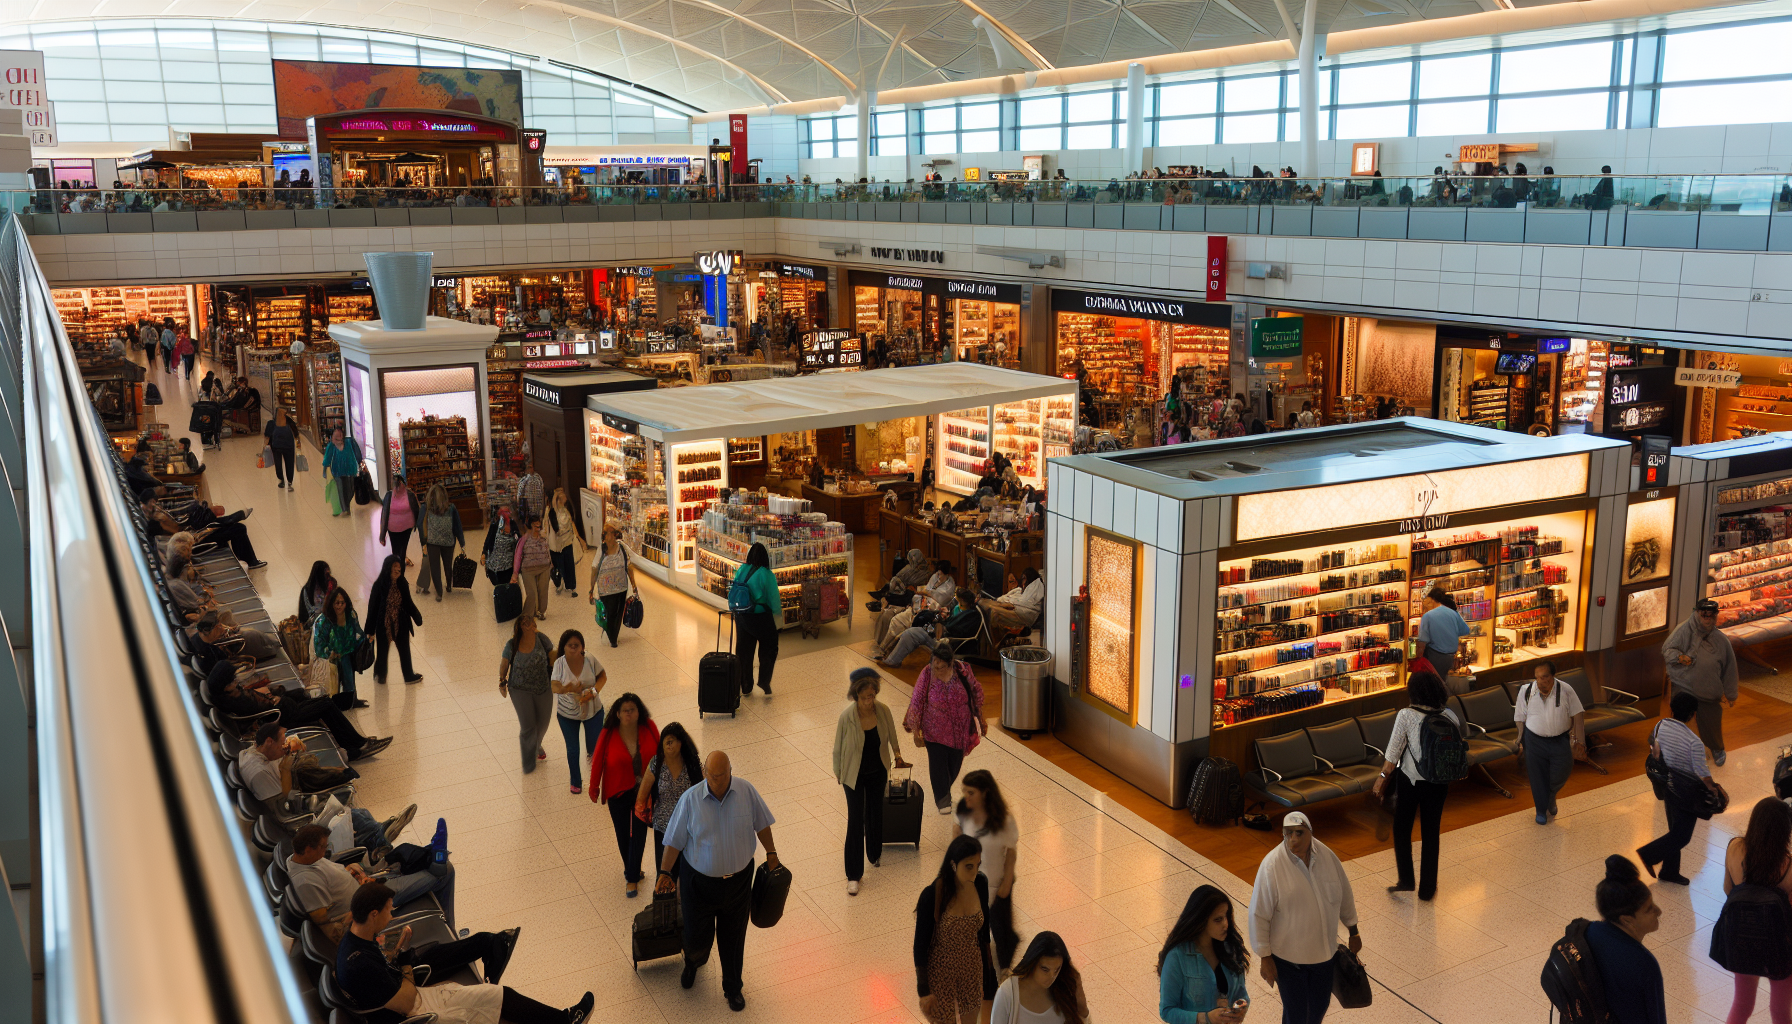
[549,545,577,591]
[558,709,603,788]
[350,807,385,851]
[388,861,457,931]
[881,625,936,666]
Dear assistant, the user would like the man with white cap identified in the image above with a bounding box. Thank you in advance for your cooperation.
[1247,812,1361,1024]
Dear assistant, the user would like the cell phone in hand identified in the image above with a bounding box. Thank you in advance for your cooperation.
[1233,999,1248,1010]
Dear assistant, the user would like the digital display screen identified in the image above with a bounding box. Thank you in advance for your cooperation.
[1495,352,1537,375]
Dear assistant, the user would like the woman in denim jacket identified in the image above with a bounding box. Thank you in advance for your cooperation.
[1159,885,1251,1024]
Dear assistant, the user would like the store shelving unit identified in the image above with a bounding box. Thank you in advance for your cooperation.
[727,437,764,464]
[1707,506,1792,628]
[1043,396,1076,461]
[994,398,1044,489]
[400,416,482,516]
[327,293,374,326]
[670,440,726,571]
[694,498,853,626]
[273,366,298,421]
[587,413,629,493]
[487,368,525,476]
[253,295,307,348]
[936,407,990,495]
[309,350,344,444]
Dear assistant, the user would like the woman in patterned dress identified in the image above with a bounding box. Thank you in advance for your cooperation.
[912,834,997,1024]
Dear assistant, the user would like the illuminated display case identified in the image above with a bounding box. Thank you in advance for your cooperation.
[1670,438,1792,668]
[671,440,726,571]
[1042,420,1634,808]
[935,407,991,496]
[695,494,855,629]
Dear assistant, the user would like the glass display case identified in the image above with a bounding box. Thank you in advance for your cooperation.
[671,439,726,571]
[695,494,854,625]
[936,407,990,495]
[993,398,1044,489]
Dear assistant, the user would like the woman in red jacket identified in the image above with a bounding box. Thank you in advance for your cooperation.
[588,691,658,897]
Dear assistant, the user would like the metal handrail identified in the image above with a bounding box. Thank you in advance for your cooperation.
[4,211,304,1023]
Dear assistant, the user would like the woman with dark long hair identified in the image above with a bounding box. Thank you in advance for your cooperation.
[551,629,606,794]
[912,834,997,1024]
[587,691,657,897]
[1372,670,1458,900]
[834,668,909,895]
[956,769,1020,970]
[635,721,700,876]
[497,612,554,774]
[1158,884,1250,1023]
[296,559,337,628]
[482,503,521,587]
[1723,799,1792,1023]
[994,931,1088,1024]
[1586,856,1664,1024]
[732,542,782,695]
[311,587,365,710]
[365,553,424,685]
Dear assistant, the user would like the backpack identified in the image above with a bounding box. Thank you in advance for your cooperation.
[1186,757,1243,826]
[423,508,454,548]
[1540,918,1611,1024]
[728,565,762,614]
[1413,708,1470,784]
[1711,881,1792,980]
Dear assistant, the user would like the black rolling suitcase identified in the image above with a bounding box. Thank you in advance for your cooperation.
[698,611,740,718]
[883,767,925,845]
[631,889,682,969]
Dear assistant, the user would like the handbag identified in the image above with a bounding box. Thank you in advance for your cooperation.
[623,593,643,629]
[1331,944,1372,1009]
[295,451,310,474]
[305,656,340,696]
[1648,721,1729,819]
[351,636,375,673]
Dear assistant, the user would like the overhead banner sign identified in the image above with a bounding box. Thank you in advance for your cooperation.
[0,50,55,147]
[1250,316,1303,358]
[1049,287,1231,327]
[1206,236,1227,302]
[1676,367,1743,389]
[729,114,748,178]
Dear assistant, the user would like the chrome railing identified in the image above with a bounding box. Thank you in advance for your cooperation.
[3,211,304,1023]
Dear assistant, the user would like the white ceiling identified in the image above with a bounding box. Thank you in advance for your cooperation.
[0,0,1667,111]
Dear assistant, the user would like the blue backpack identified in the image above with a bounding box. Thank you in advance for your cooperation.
[728,566,761,614]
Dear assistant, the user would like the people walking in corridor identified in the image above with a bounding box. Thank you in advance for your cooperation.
[1637,691,1721,885]
[832,667,908,895]
[993,932,1088,1024]
[1159,884,1251,1023]
[587,692,655,896]
[1663,598,1739,765]
[312,587,367,710]
[732,543,782,694]
[957,769,1020,971]
[1247,812,1360,1024]
[263,407,297,491]
[635,723,700,876]
[321,427,360,516]
[380,473,422,566]
[546,487,579,596]
[418,483,464,601]
[512,515,554,620]
[912,834,997,1024]
[366,554,424,685]
[1513,660,1586,824]
[1374,669,1459,900]
[1721,798,1792,1024]
[1585,857,1665,1024]
[588,525,636,648]
[903,644,988,814]
[552,629,605,795]
[498,613,555,774]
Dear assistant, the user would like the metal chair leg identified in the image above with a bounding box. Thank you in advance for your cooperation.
[1476,763,1513,799]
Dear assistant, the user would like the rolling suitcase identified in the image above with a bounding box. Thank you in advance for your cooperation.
[451,554,477,590]
[493,582,523,624]
[698,612,740,718]
[630,889,682,969]
[883,767,925,845]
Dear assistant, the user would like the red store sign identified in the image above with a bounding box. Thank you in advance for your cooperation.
[1206,236,1227,303]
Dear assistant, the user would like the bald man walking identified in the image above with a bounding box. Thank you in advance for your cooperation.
[655,751,779,1013]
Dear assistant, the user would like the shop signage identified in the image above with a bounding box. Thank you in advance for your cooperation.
[1206,237,1228,302]
[729,114,749,174]
[1250,316,1303,357]
[695,250,738,276]
[886,275,926,291]
[1539,337,1571,354]
[595,155,691,166]
[777,263,823,280]
[0,50,55,147]
[802,328,856,368]
[328,116,501,136]
[1458,143,1538,163]
[521,128,546,154]
[524,379,562,405]
[1642,435,1670,486]
[942,279,1023,304]
[519,328,554,341]
[869,247,948,265]
[432,276,458,288]
[1049,288,1230,328]
[601,412,639,434]
[1676,367,1743,389]
[1396,513,1450,535]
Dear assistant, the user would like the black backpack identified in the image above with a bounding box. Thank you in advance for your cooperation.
[1539,918,1611,1024]
[1711,882,1792,981]
[1186,757,1243,826]
[1413,708,1470,784]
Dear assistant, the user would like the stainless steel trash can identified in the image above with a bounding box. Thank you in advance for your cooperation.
[1000,646,1053,738]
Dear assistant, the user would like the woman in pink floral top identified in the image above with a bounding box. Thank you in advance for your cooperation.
[903,644,989,814]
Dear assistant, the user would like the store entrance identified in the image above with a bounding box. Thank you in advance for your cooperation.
[307,109,521,190]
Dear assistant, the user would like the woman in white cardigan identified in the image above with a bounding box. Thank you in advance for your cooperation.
[833,667,911,895]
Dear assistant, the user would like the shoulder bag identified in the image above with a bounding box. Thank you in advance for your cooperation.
[1331,944,1372,1009]
[1647,720,1729,819]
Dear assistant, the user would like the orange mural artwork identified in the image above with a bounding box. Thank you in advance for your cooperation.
[274,60,523,138]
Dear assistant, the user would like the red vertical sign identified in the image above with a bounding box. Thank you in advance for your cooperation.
[729,115,749,183]
[1206,235,1227,302]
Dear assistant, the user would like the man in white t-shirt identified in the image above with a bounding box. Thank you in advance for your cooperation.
[239,723,416,853]
[1248,813,1361,1024]
[978,568,1044,635]
[1512,659,1587,825]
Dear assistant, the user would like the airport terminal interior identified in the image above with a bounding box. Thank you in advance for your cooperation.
[20,0,1792,1022]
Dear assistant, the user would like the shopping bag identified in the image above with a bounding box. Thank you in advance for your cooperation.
[295,451,310,474]
[326,478,345,517]
[306,657,340,696]
[259,444,272,470]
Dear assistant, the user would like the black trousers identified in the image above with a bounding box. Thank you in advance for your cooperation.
[735,611,778,692]
[277,695,367,755]
[389,528,413,565]
[395,932,563,1024]
[269,447,295,485]
[599,592,627,646]
[924,741,966,809]
[607,790,648,883]
[374,630,415,682]
[1391,771,1449,898]
[680,858,754,998]
[987,888,1018,971]
[210,521,259,563]
[844,756,888,881]
[1272,955,1336,1024]
[1638,800,1699,876]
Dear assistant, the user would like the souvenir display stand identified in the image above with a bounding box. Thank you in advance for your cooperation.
[1042,420,1633,807]
[584,363,1077,625]
[327,316,500,523]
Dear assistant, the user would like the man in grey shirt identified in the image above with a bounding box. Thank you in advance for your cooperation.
[286,823,459,940]
[1662,598,1739,765]
[239,723,415,853]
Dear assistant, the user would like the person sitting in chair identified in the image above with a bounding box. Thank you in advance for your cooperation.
[978,568,1044,641]
[882,587,981,666]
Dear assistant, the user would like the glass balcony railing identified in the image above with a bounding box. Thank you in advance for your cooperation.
[10,173,1792,250]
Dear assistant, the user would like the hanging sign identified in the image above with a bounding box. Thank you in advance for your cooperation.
[1250,317,1304,357]
[0,50,55,147]
[1676,367,1743,389]
[1206,236,1227,302]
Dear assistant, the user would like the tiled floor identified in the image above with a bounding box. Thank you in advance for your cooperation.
[152,353,1790,1022]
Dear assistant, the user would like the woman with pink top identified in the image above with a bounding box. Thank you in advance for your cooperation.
[903,643,989,814]
[379,473,422,565]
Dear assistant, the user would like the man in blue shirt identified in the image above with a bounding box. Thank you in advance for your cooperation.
[1415,587,1474,675]
[655,750,779,1012]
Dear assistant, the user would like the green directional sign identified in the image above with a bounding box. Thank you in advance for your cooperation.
[1250,316,1304,357]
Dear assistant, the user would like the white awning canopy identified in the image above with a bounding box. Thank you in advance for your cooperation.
[585,363,1078,444]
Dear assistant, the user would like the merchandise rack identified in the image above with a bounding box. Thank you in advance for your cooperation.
[399,416,482,516]
[670,440,726,571]
[936,407,990,495]
[692,498,855,627]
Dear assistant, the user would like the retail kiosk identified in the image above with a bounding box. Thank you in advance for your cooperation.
[328,316,500,522]
[1666,434,1792,673]
[1042,420,1633,806]
[583,363,1077,624]
[521,368,656,510]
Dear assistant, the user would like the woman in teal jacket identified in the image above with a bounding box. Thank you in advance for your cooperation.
[1158,885,1250,1024]
[320,427,361,517]
[732,542,783,696]
[312,587,367,709]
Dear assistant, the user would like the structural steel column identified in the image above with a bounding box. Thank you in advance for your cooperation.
[1125,63,1145,176]
[1298,0,1319,178]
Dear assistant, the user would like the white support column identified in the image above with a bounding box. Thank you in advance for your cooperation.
[1124,62,1146,176]
[856,89,873,184]
[1298,0,1319,178]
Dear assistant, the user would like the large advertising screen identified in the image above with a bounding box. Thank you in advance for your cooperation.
[274,60,523,138]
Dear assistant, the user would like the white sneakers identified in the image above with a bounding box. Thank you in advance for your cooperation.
[847,880,860,896]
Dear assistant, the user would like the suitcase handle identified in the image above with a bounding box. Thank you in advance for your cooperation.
[715,609,734,653]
